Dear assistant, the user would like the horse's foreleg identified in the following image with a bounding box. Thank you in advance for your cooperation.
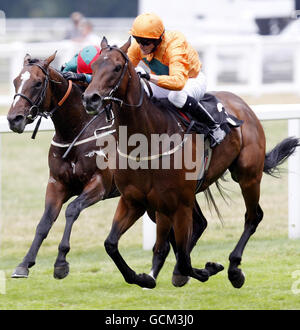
[54,174,106,279]
[11,180,67,278]
[228,179,263,288]
[104,197,156,289]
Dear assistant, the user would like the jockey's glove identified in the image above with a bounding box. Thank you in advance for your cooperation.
[135,67,150,81]
[62,71,86,82]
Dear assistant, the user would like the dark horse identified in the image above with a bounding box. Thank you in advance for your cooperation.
[7,52,215,286]
[7,52,118,279]
[82,37,300,289]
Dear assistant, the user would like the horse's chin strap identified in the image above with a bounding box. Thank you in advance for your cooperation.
[31,79,73,139]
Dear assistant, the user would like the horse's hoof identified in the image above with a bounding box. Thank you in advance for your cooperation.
[54,264,69,280]
[136,273,156,289]
[228,268,245,288]
[172,274,190,287]
[205,262,224,276]
[11,266,29,278]
[192,268,209,282]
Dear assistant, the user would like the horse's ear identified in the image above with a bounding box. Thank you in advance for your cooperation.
[101,36,108,49]
[44,51,57,68]
[120,37,131,54]
[24,54,31,65]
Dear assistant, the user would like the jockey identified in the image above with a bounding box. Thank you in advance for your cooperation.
[61,45,101,83]
[128,12,218,130]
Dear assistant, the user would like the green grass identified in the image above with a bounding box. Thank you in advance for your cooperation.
[1,238,300,310]
[1,114,300,309]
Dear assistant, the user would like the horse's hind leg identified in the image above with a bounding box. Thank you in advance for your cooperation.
[12,180,67,278]
[172,199,224,286]
[148,200,209,286]
[104,196,156,289]
[228,165,264,288]
[172,204,210,283]
[54,174,106,279]
[149,212,173,282]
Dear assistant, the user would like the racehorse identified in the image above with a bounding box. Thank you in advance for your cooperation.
[7,53,217,286]
[82,37,300,289]
[7,53,118,279]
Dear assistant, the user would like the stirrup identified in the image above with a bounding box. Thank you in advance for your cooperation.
[208,126,226,147]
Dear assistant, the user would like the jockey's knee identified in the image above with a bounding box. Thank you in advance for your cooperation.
[168,91,188,108]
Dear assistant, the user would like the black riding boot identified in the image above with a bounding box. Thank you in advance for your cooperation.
[182,96,225,147]
[182,96,217,128]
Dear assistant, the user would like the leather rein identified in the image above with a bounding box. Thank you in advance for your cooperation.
[100,45,144,109]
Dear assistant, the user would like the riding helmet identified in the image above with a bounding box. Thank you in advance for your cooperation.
[130,12,165,39]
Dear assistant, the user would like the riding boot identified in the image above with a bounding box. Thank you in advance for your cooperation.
[182,96,225,147]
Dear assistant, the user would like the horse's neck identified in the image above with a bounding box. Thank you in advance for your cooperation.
[49,69,89,142]
[116,68,178,138]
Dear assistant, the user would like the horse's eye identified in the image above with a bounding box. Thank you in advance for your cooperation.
[114,65,122,72]
[35,81,42,88]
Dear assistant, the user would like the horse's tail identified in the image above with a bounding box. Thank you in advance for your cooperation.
[263,137,300,177]
[204,174,230,223]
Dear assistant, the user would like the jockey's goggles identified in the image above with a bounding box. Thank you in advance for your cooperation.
[134,36,157,46]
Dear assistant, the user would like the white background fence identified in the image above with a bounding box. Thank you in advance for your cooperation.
[1,104,300,250]
[1,34,300,106]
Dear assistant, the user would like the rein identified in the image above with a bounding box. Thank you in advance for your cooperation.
[99,45,196,161]
[101,46,144,108]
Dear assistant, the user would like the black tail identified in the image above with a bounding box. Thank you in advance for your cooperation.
[264,137,300,177]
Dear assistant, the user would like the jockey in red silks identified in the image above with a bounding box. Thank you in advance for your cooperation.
[61,45,101,83]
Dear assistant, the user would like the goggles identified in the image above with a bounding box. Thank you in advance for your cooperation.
[134,36,156,46]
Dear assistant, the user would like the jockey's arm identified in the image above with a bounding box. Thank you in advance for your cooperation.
[155,40,190,91]
[62,53,79,72]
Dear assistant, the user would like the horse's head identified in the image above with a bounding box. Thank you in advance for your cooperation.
[83,37,132,115]
[7,52,56,133]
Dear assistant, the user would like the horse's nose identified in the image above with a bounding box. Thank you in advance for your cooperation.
[7,114,26,133]
[82,92,102,115]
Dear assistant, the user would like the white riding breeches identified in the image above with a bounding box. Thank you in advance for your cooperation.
[145,71,207,108]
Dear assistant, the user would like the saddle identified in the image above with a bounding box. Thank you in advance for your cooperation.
[151,93,243,147]
[151,94,243,191]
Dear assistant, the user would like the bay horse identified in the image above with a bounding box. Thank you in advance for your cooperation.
[7,53,118,279]
[82,37,300,289]
[7,52,216,286]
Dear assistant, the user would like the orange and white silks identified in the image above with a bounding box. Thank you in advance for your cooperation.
[127,31,202,91]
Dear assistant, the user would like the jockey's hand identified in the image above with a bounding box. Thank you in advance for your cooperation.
[135,67,150,81]
[62,71,86,82]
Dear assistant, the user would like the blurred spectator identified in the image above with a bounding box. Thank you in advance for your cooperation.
[65,11,84,40]
[75,19,99,46]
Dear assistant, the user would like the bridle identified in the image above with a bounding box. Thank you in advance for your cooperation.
[99,46,144,108]
[13,62,72,120]
[13,63,51,121]
[13,62,72,138]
